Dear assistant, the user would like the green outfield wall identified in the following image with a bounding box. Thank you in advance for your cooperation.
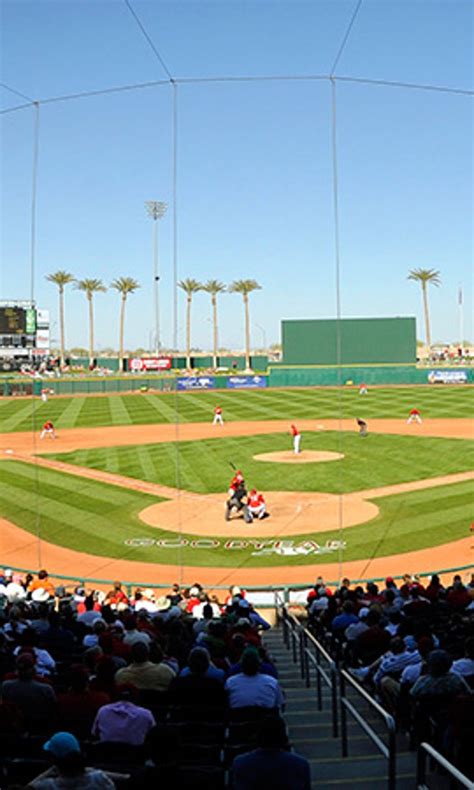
[282,317,416,365]
[269,365,473,386]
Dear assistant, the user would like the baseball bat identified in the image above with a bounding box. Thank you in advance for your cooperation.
[228,461,237,470]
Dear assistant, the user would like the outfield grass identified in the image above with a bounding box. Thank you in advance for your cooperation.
[0,386,472,433]
[49,431,474,494]
[0,461,472,568]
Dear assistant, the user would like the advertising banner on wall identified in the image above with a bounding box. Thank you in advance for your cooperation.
[227,375,268,389]
[35,329,50,350]
[428,370,468,384]
[129,357,172,372]
[36,309,50,328]
[177,376,216,390]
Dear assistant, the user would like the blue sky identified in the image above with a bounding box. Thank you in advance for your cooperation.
[1,0,472,352]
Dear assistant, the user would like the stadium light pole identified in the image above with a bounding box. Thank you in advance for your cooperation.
[145,200,167,355]
[255,322,267,350]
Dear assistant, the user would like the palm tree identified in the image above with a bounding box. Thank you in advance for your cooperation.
[111,277,140,373]
[202,280,226,369]
[229,279,262,371]
[407,268,441,348]
[45,270,75,367]
[178,278,202,369]
[75,278,107,367]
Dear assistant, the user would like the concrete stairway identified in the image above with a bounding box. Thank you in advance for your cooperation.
[264,626,418,790]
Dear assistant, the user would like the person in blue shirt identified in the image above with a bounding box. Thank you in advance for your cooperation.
[232,715,311,790]
[331,601,360,635]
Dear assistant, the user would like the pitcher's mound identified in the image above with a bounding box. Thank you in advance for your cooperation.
[254,450,344,463]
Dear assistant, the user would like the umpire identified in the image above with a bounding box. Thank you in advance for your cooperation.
[225,481,252,523]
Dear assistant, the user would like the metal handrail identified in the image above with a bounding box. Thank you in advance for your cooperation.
[340,669,396,790]
[302,629,339,737]
[279,606,339,737]
[416,742,473,789]
[5,564,472,596]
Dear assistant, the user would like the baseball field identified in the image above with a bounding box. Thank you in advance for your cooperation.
[0,385,472,587]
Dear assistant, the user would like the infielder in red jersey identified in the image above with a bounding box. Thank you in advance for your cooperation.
[407,408,422,425]
[290,423,301,454]
[213,405,224,426]
[40,420,56,440]
[247,489,268,521]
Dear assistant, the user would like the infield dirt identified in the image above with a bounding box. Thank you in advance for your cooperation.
[1,418,472,585]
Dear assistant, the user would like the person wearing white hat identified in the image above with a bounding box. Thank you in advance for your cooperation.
[134,588,158,614]
[6,581,27,604]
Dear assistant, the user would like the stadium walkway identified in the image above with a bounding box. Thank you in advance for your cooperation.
[263,626,418,789]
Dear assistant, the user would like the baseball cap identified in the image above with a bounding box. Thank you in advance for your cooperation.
[44,732,81,758]
[359,607,370,619]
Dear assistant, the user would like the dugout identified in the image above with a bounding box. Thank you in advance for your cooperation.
[281,317,416,366]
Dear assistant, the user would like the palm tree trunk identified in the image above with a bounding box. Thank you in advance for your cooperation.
[422,282,431,348]
[88,295,94,368]
[186,296,192,369]
[244,294,251,371]
[119,295,126,373]
[58,286,65,368]
[212,295,218,369]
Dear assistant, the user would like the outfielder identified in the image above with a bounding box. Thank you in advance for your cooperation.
[41,389,49,403]
[359,383,368,395]
[290,424,301,454]
[40,420,56,440]
[213,405,224,425]
[407,408,422,424]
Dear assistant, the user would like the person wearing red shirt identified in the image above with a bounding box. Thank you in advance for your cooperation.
[104,581,129,609]
[407,408,422,424]
[247,489,267,521]
[212,405,224,426]
[290,424,301,454]
[228,471,244,495]
[40,420,56,439]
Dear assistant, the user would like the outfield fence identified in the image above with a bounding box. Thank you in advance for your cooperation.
[1,365,472,397]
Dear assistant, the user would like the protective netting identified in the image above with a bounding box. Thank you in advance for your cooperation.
[1,1,472,589]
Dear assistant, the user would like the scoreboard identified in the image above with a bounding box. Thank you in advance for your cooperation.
[0,307,37,335]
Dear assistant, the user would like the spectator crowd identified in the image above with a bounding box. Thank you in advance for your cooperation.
[0,569,311,789]
[305,571,473,778]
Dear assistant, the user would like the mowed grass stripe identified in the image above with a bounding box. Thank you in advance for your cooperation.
[139,393,188,423]
[1,386,473,432]
[1,461,144,509]
[48,431,474,495]
[0,401,43,432]
[57,397,88,428]
[108,395,133,426]
[0,461,471,567]
[136,445,159,482]
[74,397,112,427]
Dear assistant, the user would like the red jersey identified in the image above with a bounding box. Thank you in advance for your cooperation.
[291,424,299,436]
[43,421,54,430]
[409,409,420,415]
[230,472,244,491]
[214,406,222,415]
[248,491,264,508]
